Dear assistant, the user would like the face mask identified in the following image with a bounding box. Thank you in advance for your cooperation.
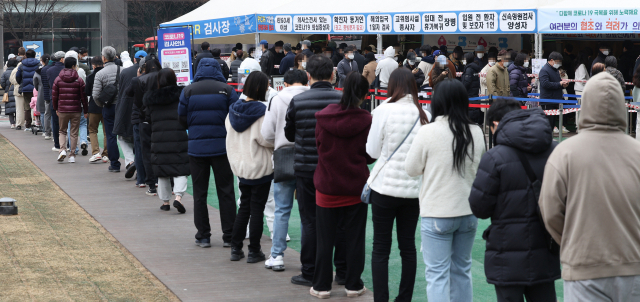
[477,53,484,59]
[325,53,331,58]
[553,63,561,69]
[488,61,496,66]
[277,49,283,53]
[347,54,354,60]
[301,62,307,69]
[394,57,398,61]
[408,60,415,65]
[422,52,427,57]
[523,61,529,67]
[602,50,609,56]
[462,60,467,65]
[503,61,511,67]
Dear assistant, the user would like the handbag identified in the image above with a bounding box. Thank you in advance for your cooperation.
[97,66,120,107]
[273,146,295,183]
[2,93,8,103]
[515,150,561,255]
[361,117,420,204]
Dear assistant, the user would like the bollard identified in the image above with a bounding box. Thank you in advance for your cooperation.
[0,197,18,215]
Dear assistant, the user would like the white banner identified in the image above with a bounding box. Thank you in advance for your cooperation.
[539,8,640,33]
[422,34,522,52]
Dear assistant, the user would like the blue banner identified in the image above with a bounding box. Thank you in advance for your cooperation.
[162,15,257,40]
[23,41,44,59]
[157,27,193,86]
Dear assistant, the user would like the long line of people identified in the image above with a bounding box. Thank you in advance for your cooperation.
[3,42,640,302]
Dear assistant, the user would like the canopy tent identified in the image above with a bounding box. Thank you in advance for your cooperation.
[538,0,640,34]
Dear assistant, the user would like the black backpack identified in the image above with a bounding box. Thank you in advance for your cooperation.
[516,150,561,255]
[98,66,120,107]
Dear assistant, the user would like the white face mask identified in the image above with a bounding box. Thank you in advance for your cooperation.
[408,60,415,65]
[503,61,511,67]
[462,60,467,65]
[394,57,398,61]
[477,53,484,59]
[277,49,283,53]
[523,61,529,67]
[301,62,307,69]
[488,61,496,66]
[602,50,610,56]
[347,54,354,60]
[553,63,562,69]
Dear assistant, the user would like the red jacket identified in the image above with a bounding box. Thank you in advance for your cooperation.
[52,69,88,113]
[314,104,374,207]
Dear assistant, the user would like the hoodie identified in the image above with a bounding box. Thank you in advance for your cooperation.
[225,99,274,184]
[52,68,87,113]
[375,46,399,88]
[539,72,640,281]
[262,85,309,151]
[120,51,133,68]
[314,104,374,206]
[469,108,561,286]
[418,55,435,86]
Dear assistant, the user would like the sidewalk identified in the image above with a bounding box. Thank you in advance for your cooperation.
[0,120,372,301]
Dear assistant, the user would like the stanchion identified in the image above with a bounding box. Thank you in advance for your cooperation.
[558,103,564,142]
[373,87,378,111]
[487,96,493,149]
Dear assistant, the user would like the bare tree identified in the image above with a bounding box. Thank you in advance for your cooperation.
[1,0,69,45]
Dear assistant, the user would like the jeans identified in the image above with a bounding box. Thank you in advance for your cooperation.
[495,282,557,302]
[371,190,420,302]
[420,215,478,302]
[68,113,87,154]
[231,181,271,252]
[44,100,52,136]
[271,179,296,257]
[50,101,60,148]
[102,105,120,169]
[132,124,146,185]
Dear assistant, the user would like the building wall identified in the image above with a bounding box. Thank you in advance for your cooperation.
[101,0,128,53]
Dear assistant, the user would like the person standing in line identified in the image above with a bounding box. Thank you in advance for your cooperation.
[92,46,122,172]
[633,65,640,139]
[114,49,141,178]
[405,79,485,302]
[294,53,308,71]
[428,55,454,90]
[143,68,189,213]
[32,54,50,136]
[47,51,67,151]
[301,40,314,58]
[362,53,378,86]
[469,99,560,302]
[1,59,18,128]
[352,45,365,74]
[479,52,497,96]
[64,50,88,157]
[462,52,481,98]
[366,68,431,302]
[590,42,609,75]
[9,58,25,130]
[230,50,244,83]
[310,72,373,299]
[278,44,296,75]
[193,42,213,75]
[604,56,626,93]
[77,47,90,75]
[129,53,148,187]
[540,72,640,302]
[337,45,358,88]
[226,71,274,263]
[40,53,54,139]
[85,56,109,163]
[417,45,435,88]
[376,46,399,88]
[179,58,238,248]
[284,54,347,287]
[16,49,40,131]
[573,50,590,101]
[404,51,424,88]
[52,57,88,163]
[262,69,309,271]
[509,52,531,98]
[539,51,569,134]
[211,48,230,81]
[486,50,511,97]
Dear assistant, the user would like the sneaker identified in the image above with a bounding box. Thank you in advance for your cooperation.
[247,250,266,263]
[265,255,285,271]
[146,188,157,196]
[57,150,67,162]
[80,142,88,156]
[553,127,560,134]
[24,127,31,131]
[125,162,136,179]
[291,274,313,287]
[334,275,346,285]
[101,156,109,163]
[230,248,245,261]
[68,156,75,163]
[136,183,147,188]
[223,242,231,248]
[562,126,569,134]
[173,200,186,214]
[108,166,120,173]
[16,126,21,130]
[44,135,51,140]
[310,287,330,299]
[160,204,170,211]
[195,238,211,248]
[89,154,102,163]
[345,286,366,298]
[52,147,60,152]
[10,124,15,129]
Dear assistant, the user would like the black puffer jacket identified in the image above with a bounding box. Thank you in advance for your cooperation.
[462,62,481,97]
[509,64,529,98]
[113,63,139,137]
[132,71,159,123]
[85,66,103,114]
[284,81,341,178]
[469,108,561,286]
[1,67,16,115]
[143,85,190,177]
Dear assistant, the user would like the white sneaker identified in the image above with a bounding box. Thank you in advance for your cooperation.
[245,227,250,239]
[101,156,109,163]
[10,124,15,129]
[68,156,76,163]
[562,126,569,134]
[44,135,51,140]
[264,255,285,271]
[57,150,67,162]
[553,127,560,134]
[24,127,31,131]
[345,286,367,298]
[90,154,102,163]
[310,287,330,299]
[52,147,60,152]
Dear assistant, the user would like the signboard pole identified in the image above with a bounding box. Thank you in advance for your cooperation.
[377,34,382,54]
[255,32,260,49]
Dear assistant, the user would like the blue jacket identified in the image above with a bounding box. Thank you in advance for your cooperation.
[279,52,296,75]
[179,58,239,157]
[16,58,40,93]
[46,62,65,93]
[539,63,563,100]
[40,64,53,101]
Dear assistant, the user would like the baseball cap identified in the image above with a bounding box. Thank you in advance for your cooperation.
[135,50,148,58]
[260,40,268,45]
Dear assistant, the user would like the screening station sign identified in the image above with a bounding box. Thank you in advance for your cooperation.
[158,27,193,86]
[539,8,640,33]
[23,41,44,59]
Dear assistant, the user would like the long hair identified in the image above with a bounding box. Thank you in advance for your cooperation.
[339,72,369,109]
[633,64,640,88]
[430,78,475,174]
[386,68,429,125]
[143,58,162,74]
[157,68,177,89]
[574,50,589,72]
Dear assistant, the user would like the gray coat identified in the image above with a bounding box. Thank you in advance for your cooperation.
[33,68,46,114]
[92,62,120,106]
[336,58,358,88]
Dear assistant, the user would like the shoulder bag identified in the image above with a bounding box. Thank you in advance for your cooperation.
[361,116,419,204]
[97,66,120,107]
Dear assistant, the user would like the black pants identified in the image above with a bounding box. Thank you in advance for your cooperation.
[139,123,156,187]
[8,113,15,125]
[50,101,60,148]
[370,190,420,302]
[313,202,368,291]
[296,176,347,281]
[495,282,557,302]
[230,181,271,252]
[190,155,236,242]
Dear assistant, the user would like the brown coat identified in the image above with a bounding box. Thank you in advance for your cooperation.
[486,63,510,96]
[362,61,378,85]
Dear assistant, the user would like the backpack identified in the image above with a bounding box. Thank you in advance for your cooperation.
[97,66,120,107]
[516,150,561,255]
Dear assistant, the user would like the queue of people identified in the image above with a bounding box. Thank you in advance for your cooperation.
[2,40,640,302]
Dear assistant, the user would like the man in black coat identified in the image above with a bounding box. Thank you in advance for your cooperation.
[193,42,214,75]
[114,55,141,179]
[352,45,365,74]
[539,51,568,131]
[260,40,284,76]
[590,42,610,76]
[211,48,230,81]
[469,99,561,302]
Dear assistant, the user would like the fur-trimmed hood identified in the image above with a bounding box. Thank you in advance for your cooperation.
[143,85,184,106]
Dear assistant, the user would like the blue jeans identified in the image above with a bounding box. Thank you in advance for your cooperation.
[102,105,120,169]
[421,215,478,302]
[50,101,60,148]
[132,124,146,185]
[68,114,87,154]
[270,179,296,257]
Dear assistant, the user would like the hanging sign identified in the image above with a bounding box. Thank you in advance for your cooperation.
[157,27,193,86]
[539,8,640,33]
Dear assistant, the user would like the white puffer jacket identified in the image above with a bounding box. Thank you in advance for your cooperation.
[366,95,431,198]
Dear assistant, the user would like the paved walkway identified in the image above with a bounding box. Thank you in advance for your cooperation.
[0,121,372,301]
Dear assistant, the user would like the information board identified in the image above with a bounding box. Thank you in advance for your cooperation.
[157,27,193,86]
[23,41,44,59]
[539,8,640,33]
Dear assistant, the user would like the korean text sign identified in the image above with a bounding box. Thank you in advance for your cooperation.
[158,27,193,86]
[539,8,640,33]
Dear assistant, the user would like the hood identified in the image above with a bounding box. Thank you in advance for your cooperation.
[22,57,40,67]
[228,99,266,132]
[494,108,552,154]
[35,66,43,75]
[578,72,626,132]
[59,68,79,83]
[384,46,395,58]
[143,85,184,106]
[508,63,525,73]
[465,62,481,72]
[194,58,227,83]
[121,51,133,67]
[315,104,371,138]
[239,58,261,73]
[423,55,435,64]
